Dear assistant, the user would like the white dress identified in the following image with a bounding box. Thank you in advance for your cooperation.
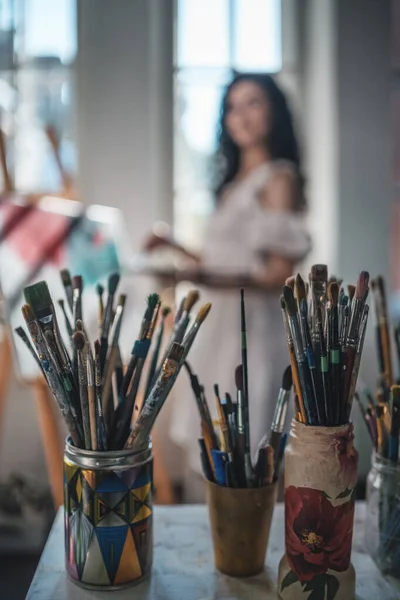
[170,161,312,495]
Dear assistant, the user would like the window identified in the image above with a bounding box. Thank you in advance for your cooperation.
[174,0,282,249]
[0,0,77,193]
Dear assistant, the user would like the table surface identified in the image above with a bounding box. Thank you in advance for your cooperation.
[26,503,400,600]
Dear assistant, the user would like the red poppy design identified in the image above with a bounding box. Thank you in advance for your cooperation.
[285,486,354,582]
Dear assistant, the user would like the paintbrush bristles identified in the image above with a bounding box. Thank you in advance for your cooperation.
[310,264,328,282]
[295,274,306,303]
[184,290,200,314]
[282,365,293,391]
[72,275,83,292]
[356,271,370,299]
[196,303,212,324]
[283,286,297,317]
[235,365,244,391]
[214,384,220,398]
[162,306,171,318]
[23,281,52,314]
[60,269,72,286]
[168,342,185,363]
[72,331,86,351]
[147,293,160,311]
[108,273,120,295]
[118,294,127,308]
[328,282,339,307]
[347,285,355,301]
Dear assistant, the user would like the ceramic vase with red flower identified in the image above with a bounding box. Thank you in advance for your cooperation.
[278,420,358,600]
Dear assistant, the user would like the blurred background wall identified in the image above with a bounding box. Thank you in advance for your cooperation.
[0,0,395,497]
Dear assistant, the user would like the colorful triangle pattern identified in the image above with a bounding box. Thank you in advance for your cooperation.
[64,458,153,587]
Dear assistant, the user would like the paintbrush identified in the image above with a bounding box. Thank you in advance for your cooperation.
[310,264,328,355]
[181,303,212,362]
[235,365,253,487]
[124,342,185,449]
[268,365,292,473]
[73,331,91,449]
[86,344,98,450]
[174,296,186,328]
[144,306,171,399]
[99,272,120,373]
[389,385,400,461]
[299,297,321,422]
[342,271,370,416]
[21,304,82,447]
[72,275,83,325]
[346,305,370,421]
[14,326,43,373]
[214,384,237,487]
[283,285,318,424]
[240,289,251,458]
[57,299,73,338]
[328,282,340,425]
[112,294,160,448]
[281,296,307,423]
[184,361,219,449]
[173,290,199,343]
[94,340,108,450]
[376,404,389,458]
[60,269,73,312]
[96,283,104,337]
[101,293,127,432]
[376,276,393,390]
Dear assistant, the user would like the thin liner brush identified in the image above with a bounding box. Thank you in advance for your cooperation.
[283,286,318,424]
[235,365,251,487]
[73,331,91,449]
[174,296,186,328]
[15,326,43,373]
[144,306,171,399]
[57,299,73,338]
[60,269,73,312]
[100,272,120,373]
[240,289,251,457]
[281,296,307,423]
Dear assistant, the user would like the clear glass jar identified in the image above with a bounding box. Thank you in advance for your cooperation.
[365,452,400,578]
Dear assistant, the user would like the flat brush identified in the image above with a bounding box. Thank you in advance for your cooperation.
[60,269,73,312]
[57,299,73,338]
[73,331,91,449]
[283,285,318,424]
[100,272,120,373]
[14,326,43,373]
[124,343,185,449]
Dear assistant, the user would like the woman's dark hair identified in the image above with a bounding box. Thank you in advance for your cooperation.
[215,73,305,209]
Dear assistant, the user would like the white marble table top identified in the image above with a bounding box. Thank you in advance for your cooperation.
[26,503,400,600]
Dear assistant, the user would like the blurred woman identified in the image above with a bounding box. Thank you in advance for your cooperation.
[147,74,311,501]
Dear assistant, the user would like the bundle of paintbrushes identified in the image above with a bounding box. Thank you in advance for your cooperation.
[281,265,370,426]
[188,289,291,488]
[15,272,211,452]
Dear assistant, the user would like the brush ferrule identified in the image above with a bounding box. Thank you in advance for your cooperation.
[272,389,290,432]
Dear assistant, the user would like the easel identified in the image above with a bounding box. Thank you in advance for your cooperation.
[0,126,176,508]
